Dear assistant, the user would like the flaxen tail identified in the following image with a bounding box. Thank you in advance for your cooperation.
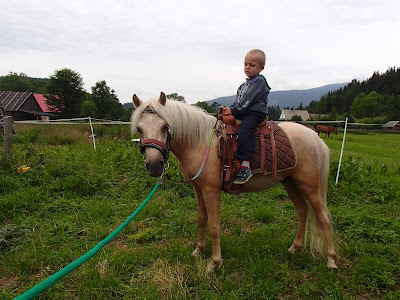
[308,140,334,257]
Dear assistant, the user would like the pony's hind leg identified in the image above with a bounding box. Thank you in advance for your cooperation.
[191,187,207,257]
[283,178,308,254]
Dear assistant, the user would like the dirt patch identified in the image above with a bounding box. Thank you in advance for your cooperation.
[0,274,18,289]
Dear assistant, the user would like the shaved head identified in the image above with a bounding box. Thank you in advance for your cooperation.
[247,49,266,66]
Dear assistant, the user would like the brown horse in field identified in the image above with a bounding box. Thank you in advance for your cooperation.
[314,125,338,137]
[131,93,338,271]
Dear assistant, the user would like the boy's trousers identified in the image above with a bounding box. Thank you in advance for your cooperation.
[234,112,266,162]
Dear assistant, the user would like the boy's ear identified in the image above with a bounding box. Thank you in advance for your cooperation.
[133,94,142,108]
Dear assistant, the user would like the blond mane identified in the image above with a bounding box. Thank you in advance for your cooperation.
[131,99,217,146]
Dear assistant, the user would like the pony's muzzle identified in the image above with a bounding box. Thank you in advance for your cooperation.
[146,160,165,177]
[143,148,166,177]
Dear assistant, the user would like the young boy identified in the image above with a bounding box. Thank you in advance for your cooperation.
[220,49,271,184]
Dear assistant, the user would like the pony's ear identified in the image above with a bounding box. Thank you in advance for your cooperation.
[133,94,142,108]
[159,92,167,106]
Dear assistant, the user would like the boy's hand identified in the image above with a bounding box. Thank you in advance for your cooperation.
[218,106,232,115]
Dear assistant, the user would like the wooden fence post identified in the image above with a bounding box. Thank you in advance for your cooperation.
[3,116,12,157]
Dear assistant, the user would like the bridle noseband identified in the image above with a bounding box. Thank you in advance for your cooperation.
[139,108,173,162]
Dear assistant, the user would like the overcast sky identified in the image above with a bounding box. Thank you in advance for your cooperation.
[1,0,399,104]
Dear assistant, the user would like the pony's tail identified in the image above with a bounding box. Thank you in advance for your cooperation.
[308,141,333,257]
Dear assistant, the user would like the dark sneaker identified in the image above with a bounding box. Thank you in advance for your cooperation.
[233,167,253,184]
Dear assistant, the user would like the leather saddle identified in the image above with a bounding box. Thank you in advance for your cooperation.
[216,114,296,195]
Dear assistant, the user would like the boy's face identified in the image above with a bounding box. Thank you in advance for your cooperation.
[244,53,264,78]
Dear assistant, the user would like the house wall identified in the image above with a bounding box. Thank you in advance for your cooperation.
[19,94,42,112]
[11,111,37,121]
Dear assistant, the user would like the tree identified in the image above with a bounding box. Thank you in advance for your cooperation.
[91,80,124,120]
[122,106,134,122]
[0,72,49,93]
[45,68,86,118]
[328,106,338,120]
[350,92,382,118]
[0,72,33,91]
[209,102,220,113]
[289,115,303,121]
[297,102,304,110]
[385,95,400,120]
[267,105,281,120]
[194,101,220,113]
[166,93,185,102]
[81,100,97,117]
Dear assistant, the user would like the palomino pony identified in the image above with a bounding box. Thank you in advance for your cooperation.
[131,93,338,271]
[314,125,338,137]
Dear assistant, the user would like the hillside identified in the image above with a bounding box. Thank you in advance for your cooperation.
[306,67,400,120]
[206,83,347,108]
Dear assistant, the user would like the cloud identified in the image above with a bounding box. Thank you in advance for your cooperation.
[1,0,399,103]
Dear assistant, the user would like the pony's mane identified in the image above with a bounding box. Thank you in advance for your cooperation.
[131,98,217,146]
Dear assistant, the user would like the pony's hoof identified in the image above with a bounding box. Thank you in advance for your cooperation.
[288,245,302,254]
[206,259,222,273]
[191,247,202,257]
[327,260,338,270]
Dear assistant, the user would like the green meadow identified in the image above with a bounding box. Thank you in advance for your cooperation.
[1,125,399,299]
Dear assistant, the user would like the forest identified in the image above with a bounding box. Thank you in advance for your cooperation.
[1,67,399,122]
[306,67,400,122]
[0,70,191,122]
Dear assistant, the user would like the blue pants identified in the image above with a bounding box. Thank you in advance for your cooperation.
[234,112,266,161]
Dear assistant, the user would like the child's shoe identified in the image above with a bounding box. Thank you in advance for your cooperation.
[233,167,253,184]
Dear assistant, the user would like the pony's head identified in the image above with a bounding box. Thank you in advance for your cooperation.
[131,92,172,177]
[333,127,338,135]
[131,92,216,177]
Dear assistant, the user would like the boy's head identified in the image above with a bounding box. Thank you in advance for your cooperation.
[244,49,265,78]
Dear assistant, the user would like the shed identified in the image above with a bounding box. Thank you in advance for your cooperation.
[382,121,400,131]
[0,91,55,121]
[279,109,310,121]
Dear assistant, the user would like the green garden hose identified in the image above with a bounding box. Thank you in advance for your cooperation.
[14,178,163,300]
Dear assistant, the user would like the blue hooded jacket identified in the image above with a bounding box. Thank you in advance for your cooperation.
[230,74,271,119]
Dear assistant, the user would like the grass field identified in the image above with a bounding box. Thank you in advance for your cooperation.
[1,125,399,299]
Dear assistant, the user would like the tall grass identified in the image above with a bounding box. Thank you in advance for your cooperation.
[0,125,399,299]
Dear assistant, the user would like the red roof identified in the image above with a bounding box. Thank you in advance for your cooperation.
[34,93,57,112]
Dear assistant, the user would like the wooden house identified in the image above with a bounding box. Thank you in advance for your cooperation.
[0,91,55,121]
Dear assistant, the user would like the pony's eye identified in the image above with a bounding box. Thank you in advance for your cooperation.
[137,127,143,135]
[162,125,168,132]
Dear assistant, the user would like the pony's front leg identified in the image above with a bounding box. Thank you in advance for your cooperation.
[202,188,222,272]
[191,187,207,257]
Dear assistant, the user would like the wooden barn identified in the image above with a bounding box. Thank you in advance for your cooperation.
[0,91,55,121]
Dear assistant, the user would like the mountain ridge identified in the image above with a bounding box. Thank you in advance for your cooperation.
[206,83,347,108]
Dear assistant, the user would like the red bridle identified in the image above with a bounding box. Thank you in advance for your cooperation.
[139,109,173,161]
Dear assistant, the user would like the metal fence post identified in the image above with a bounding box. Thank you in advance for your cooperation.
[335,117,348,186]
